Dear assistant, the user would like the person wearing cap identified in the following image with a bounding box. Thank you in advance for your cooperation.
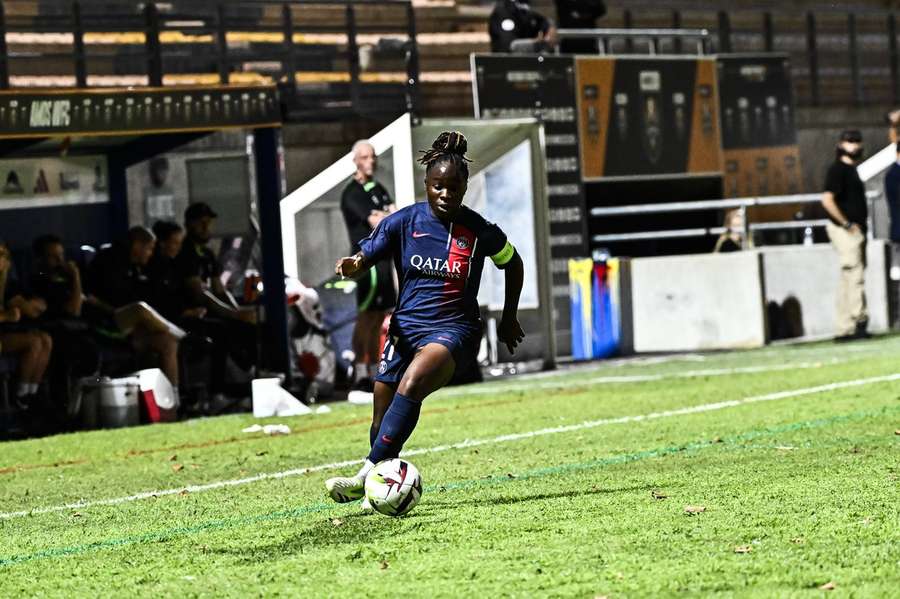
[175,202,256,324]
[84,226,185,389]
[821,129,869,341]
[175,203,258,397]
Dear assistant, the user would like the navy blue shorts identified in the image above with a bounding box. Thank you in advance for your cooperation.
[375,328,480,385]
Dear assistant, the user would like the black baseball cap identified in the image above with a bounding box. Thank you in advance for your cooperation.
[839,129,863,143]
[184,202,218,222]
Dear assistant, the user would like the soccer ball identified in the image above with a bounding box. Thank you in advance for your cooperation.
[364,459,423,517]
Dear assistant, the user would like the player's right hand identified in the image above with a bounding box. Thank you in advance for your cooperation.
[335,255,363,278]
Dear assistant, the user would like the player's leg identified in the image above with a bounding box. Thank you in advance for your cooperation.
[326,362,398,504]
[1,331,45,401]
[371,380,396,447]
[365,260,395,380]
[326,343,453,504]
[365,311,386,378]
[365,343,454,464]
[360,380,396,511]
[350,267,379,390]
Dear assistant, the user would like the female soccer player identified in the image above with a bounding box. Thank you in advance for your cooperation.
[325,131,525,504]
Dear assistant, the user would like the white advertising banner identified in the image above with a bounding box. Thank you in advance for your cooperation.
[0,155,108,210]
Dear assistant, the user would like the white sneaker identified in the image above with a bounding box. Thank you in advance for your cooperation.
[347,390,374,405]
[325,475,365,503]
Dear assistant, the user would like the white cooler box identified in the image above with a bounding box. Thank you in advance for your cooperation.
[80,368,178,429]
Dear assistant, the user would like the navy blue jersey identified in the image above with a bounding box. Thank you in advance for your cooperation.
[359,202,514,336]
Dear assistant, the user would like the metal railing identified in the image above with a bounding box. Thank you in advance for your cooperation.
[589,191,882,247]
[557,28,711,55]
[0,0,421,120]
[557,6,900,108]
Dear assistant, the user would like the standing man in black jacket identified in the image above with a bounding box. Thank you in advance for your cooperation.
[341,140,396,394]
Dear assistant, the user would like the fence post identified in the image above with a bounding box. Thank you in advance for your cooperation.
[216,2,229,84]
[848,13,863,106]
[0,2,9,89]
[717,11,732,53]
[404,2,421,123]
[346,4,361,111]
[144,2,163,87]
[890,14,899,104]
[282,3,297,90]
[623,9,633,53]
[72,1,87,86]
[672,10,682,53]
[806,12,820,106]
[763,12,774,52]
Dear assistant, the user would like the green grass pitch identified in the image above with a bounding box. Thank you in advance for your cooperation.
[1,336,899,597]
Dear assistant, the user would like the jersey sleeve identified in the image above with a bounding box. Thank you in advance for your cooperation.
[480,220,516,269]
[358,211,399,263]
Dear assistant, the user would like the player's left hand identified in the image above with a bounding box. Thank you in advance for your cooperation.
[498,316,525,354]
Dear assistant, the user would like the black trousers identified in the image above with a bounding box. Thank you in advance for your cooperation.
[180,317,258,393]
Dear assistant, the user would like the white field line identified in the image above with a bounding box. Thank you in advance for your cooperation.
[1,372,897,522]
[436,360,840,397]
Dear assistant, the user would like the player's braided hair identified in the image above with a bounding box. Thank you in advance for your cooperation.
[418,131,471,180]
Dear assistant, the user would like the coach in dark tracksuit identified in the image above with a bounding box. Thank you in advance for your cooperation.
[341,140,396,393]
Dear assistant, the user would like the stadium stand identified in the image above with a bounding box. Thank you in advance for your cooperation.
[3,1,898,118]
[1,0,899,434]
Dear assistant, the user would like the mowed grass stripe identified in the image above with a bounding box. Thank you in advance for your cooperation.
[3,371,897,521]
[1,404,895,569]
[0,339,893,477]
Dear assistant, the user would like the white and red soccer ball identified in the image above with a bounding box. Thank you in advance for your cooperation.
[364,459,423,517]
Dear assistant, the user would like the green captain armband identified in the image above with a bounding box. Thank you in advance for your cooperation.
[491,241,516,267]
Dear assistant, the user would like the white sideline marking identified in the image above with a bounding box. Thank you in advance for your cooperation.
[437,360,838,396]
[1,372,897,521]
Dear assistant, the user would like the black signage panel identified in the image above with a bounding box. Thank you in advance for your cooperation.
[473,54,587,356]
[717,54,796,150]
[0,85,280,138]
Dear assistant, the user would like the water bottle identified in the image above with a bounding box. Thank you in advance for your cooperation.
[803,227,814,246]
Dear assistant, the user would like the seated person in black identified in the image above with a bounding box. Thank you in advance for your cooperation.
[174,204,258,389]
[147,221,205,323]
[84,226,183,389]
[0,238,53,407]
[175,203,257,324]
[30,234,84,320]
[489,0,557,53]
[28,234,100,416]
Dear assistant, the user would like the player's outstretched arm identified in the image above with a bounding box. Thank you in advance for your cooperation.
[335,252,368,279]
[498,251,525,354]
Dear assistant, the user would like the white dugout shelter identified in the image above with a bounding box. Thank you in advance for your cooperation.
[280,114,556,368]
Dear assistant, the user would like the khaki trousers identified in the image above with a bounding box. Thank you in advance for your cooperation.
[826,222,868,335]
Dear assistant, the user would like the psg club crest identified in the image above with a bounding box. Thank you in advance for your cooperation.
[455,236,469,250]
